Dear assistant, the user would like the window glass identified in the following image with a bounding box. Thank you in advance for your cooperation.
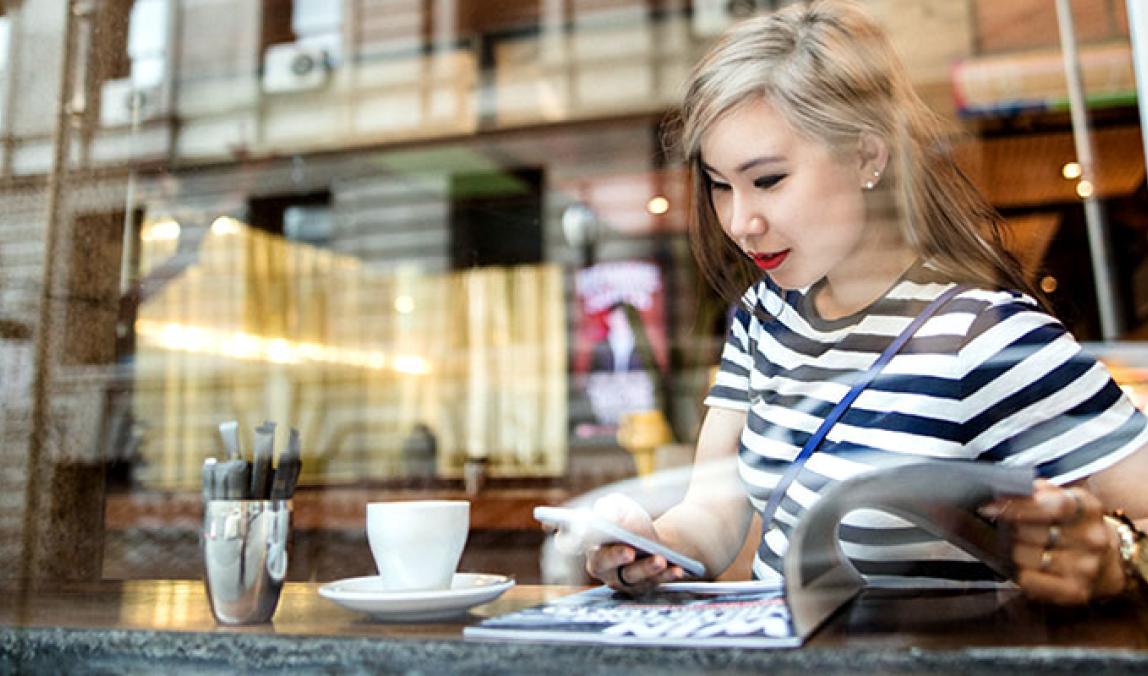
[0,0,1145,589]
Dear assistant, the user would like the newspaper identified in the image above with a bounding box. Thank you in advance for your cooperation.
[465,460,1034,648]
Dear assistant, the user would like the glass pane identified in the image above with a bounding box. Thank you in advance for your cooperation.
[0,0,1144,597]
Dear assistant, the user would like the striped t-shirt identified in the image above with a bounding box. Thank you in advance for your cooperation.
[705,261,1148,583]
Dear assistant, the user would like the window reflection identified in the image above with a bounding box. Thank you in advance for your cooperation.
[0,0,1146,586]
[130,217,566,488]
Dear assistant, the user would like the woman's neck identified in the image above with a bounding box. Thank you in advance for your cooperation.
[814,248,919,321]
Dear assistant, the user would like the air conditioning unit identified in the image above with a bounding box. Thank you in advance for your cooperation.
[99,77,163,127]
[691,0,772,38]
[262,42,332,94]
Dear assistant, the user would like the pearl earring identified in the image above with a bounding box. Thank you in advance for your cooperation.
[864,169,880,191]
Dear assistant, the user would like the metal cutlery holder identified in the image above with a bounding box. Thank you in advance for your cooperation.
[202,499,292,624]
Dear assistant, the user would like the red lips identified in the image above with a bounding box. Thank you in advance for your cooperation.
[749,250,789,271]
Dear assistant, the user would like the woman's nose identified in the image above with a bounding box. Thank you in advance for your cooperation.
[728,196,766,240]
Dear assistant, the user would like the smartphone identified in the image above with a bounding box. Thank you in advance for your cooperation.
[534,506,706,577]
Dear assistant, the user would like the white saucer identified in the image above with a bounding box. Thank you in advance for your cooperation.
[318,573,515,621]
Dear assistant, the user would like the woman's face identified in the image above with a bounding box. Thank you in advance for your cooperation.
[699,98,883,291]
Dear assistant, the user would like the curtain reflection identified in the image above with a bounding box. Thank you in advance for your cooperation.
[130,218,566,489]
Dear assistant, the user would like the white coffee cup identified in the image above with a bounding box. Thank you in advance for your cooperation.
[366,500,470,592]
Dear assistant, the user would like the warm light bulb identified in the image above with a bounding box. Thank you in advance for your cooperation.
[646,196,670,215]
[211,216,243,235]
[1061,162,1082,180]
[394,295,415,314]
[142,219,181,242]
[1076,179,1094,199]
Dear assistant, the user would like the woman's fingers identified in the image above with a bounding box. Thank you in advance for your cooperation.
[592,494,656,537]
[586,545,684,591]
[989,481,1099,525]
[1014,567,1093,606]
[1013,541,1103,579]
[587,543,650,590]
[1011,520,1110,551]
[1012,540,1102,605]
[587,543,635,580]
[619,555,667,586]
[582,493,681,591]
[993,481,1125,605]
[614,556,685,590]
[652,565,686,585]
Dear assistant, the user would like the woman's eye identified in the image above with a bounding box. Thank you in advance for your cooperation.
[708,180,731,193]
[754,174,786,189]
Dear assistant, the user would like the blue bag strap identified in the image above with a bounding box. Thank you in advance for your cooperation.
[757,283,970,530]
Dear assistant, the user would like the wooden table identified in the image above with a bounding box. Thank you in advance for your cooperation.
[2,580,1148,674]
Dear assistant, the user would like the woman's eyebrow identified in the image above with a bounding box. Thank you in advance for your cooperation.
[736,155,785,173]
[700,156,785,176]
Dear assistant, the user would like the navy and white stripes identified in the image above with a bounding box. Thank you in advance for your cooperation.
[705,262,1148,583]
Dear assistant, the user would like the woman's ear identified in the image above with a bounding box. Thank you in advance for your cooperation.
[857,132,889,187]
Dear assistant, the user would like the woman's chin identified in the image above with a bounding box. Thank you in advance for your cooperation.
[763,268,816,291]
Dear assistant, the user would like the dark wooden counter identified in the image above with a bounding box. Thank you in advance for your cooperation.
[104,484,573,532]
[2,579,1148,674]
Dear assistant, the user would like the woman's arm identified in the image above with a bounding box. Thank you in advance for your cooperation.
[957,296,1148,604]
[653,407,755,575]
[1084,442,1148,519]
[586,406,753,590]
[993,442,1148,604]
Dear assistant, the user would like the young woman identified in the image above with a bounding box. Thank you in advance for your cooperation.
[585,0,1148,605]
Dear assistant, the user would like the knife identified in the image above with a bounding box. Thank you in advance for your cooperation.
[251,421,277,499]
[202,457,218,502]
[219,459,250,499]
[270,428,302,500]
[219,420,243,461]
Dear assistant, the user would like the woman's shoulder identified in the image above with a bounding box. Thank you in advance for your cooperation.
[911,262,1045,316]
[903,264,1066,353]
[952,286,1043,316]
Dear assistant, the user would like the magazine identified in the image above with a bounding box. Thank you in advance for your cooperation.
[465,460,1034,648]
[467,581,798,648]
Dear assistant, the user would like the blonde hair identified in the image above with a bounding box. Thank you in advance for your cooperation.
[669,0,1037,309]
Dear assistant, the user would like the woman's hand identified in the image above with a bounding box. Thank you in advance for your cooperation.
[582,494,686,593]
[985,479,1125,605]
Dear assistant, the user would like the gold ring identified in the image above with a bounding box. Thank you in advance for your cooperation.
[1040,548,1054,572]
[1046,524,1061,549]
